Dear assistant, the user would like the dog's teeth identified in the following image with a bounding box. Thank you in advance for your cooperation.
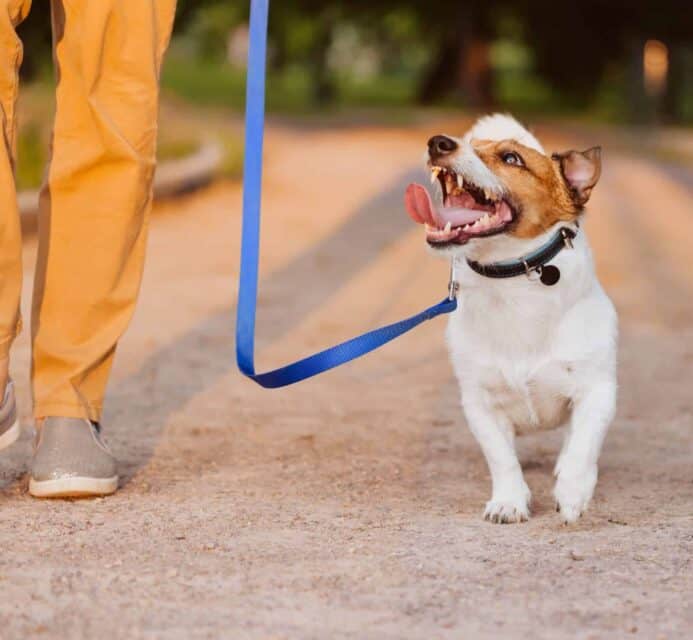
[457,175,464,188]
[444,221,452,233]
[430,167,441,183]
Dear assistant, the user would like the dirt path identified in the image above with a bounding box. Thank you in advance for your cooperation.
[0,117,691,639]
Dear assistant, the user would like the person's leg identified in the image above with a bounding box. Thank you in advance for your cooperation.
[0,0,31,452]
[0,0,31,400]
[29,0,176,497]
[32,0,176,421]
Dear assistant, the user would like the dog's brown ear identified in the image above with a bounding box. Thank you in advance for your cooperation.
[552,146,602,207]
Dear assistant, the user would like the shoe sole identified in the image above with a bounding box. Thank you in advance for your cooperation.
[0,419,20,451]
[29,475,118,498]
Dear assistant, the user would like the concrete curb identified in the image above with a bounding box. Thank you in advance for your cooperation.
[18,141,224,233]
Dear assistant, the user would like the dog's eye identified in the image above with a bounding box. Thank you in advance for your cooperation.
[501,151,524,167]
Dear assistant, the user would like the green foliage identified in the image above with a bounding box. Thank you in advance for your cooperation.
[219,135,244,179]
[336,73,416,107]
[489,37,570,115]
[16,123,46,191]
[10,1,693,125]
[187,4,244,59]
[161,41,419,113]
[161,46,315,112]
[162,48,246,109]
[157,139,198,161]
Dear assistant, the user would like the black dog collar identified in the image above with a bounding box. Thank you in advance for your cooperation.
[466,227,577,286]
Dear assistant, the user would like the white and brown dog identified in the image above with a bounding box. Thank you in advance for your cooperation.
[405,114,617,524]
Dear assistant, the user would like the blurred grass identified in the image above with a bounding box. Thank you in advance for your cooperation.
[161,55,248,110]
[218,134,245,178]
[15,82,53,191]
[16,123,46,191]
[157,139,198,161]
[162,51,314,112]
[161,46,417,113]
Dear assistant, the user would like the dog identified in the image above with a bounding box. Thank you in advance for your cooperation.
[405,114,617,524]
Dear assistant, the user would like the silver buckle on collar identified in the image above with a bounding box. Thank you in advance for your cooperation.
[561,229,574,249]
[448,260,459,300]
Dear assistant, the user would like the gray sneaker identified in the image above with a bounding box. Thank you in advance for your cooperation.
[29,417,118,498]
[0,380,20,451]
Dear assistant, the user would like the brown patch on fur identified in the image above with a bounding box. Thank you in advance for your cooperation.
[471,139,600,239]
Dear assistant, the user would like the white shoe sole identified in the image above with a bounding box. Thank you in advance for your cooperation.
[0,419,20,451]
[29,475,118,498]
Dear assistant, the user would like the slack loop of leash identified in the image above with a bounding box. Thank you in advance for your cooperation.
[235,0,457,389]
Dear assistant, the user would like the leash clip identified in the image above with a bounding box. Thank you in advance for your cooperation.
[561,229,574,249]
[523,260,541,282]
[448,260,459,300]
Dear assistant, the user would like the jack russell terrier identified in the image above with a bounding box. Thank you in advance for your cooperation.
[405,114,617,524]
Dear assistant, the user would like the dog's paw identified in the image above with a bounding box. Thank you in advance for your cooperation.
[484,484,531,524]
[484,500,529,524]
[553,464,597,524]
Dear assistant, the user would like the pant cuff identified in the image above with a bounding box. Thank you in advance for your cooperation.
[33,402,102,423]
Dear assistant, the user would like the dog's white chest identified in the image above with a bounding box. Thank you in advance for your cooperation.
[485,360,571,434]
[446,280,575,434]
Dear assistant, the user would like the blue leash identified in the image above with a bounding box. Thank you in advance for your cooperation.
[236,0,458,389]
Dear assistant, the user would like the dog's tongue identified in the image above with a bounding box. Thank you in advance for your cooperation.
[404,183,490,228]
[404,183,440,225]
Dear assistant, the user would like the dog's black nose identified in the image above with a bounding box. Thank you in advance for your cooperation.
[428,135,458,159]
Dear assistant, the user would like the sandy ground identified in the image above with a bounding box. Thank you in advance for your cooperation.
[0,116,691,639]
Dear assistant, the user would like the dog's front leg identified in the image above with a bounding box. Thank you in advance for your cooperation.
[462,391,530,523]
[554,379,616,523]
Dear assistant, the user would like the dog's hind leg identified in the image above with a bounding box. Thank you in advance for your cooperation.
[462,392,531,524]
[554,378,617,523]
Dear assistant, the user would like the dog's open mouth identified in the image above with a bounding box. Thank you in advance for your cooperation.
[405,167,515,246]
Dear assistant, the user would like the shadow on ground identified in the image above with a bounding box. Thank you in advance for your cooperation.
[110,168,421,484]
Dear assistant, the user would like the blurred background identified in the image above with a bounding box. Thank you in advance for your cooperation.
[13,0,693,191]
[4,5,692,636]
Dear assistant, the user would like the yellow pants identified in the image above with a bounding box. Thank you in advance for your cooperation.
[0,0,176,421]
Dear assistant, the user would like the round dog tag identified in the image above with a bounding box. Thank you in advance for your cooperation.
[539,265,560,286]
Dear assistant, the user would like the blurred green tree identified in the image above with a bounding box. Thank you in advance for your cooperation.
[13,0,693,121]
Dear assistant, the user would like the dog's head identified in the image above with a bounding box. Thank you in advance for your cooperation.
[405,114,601,257]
